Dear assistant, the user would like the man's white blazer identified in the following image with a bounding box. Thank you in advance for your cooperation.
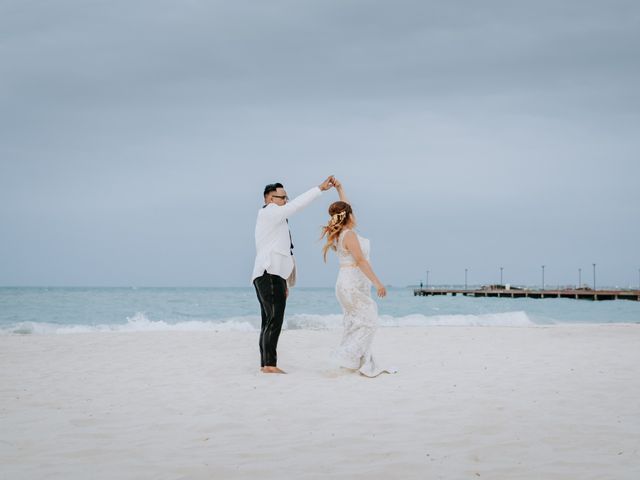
[251,186,323,286]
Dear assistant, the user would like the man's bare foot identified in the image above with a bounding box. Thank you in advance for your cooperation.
[261,366,287,374]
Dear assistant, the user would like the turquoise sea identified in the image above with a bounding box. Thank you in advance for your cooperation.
[1,287,639,334]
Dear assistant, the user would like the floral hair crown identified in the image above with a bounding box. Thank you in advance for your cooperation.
[329,211,347,225]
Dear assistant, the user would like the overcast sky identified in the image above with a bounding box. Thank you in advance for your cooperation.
[1,0,639,288]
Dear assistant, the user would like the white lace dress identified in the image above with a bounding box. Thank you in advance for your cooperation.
[333,229,394,377]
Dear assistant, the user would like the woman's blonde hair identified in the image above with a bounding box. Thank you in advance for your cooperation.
[320,201,353,262]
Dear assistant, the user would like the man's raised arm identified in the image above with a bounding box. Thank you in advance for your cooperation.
[265,176,334,220]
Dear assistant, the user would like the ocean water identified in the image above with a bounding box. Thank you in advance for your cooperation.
[1,287,639,335]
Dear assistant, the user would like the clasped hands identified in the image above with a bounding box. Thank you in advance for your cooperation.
[319,175,343,191]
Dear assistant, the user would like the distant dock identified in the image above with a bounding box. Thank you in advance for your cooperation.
[413,287,640,302]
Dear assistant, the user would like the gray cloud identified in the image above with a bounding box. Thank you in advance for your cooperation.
[1,0,639,287]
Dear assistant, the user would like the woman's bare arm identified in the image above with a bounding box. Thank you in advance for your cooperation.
[333,178,349,204]
[342,231,386,298]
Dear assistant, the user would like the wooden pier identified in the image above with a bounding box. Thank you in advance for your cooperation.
[413,287,640,302]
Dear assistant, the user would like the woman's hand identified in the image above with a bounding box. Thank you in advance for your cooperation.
[333,178,343,190]
[375,283,387,298]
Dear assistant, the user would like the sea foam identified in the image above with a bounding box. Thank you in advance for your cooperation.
[1,310,535,335]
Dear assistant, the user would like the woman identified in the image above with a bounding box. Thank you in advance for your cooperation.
[321,179,395,377]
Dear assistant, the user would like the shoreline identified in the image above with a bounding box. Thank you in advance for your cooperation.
[2,321,640,336]
[2,325,639,479]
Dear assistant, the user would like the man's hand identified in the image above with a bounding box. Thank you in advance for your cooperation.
[319,175,335,191]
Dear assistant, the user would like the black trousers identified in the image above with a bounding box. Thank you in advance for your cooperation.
[253,271,287,367]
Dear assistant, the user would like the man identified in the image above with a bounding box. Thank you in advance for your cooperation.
[252,176,335,373]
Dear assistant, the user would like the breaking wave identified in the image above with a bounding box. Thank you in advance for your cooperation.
[2,310,535,335]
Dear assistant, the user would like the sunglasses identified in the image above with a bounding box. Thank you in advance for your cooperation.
[272,195,289,200]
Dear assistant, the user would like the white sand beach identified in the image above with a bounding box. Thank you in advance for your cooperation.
[1,325,639,479]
